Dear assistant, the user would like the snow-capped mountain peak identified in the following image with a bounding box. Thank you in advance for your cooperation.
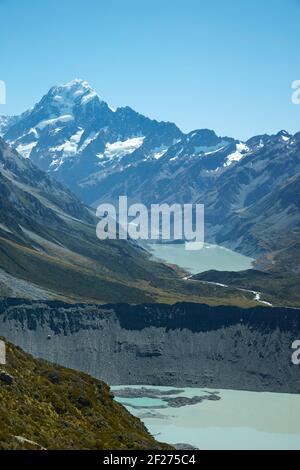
[42,78,105,114]
[63,78,92,89]
[2,79,118,164]
[1,80,182,182]
[7,80,294,210]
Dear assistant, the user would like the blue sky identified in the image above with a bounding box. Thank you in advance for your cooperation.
[0,0,299,139]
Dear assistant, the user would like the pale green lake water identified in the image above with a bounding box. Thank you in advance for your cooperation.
[136,244,298,448]
[150,243,254,274]
[113,386,300,450]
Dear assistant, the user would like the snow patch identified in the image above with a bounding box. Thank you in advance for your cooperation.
[63,79,91,90]
[194,140,230,154]
[80,131,99,151]
[204,145,227,156]
[97,137,145,161]
[28,127,39,138]
[81,91,97,105]
[15,141,37,159]
[152,145,168,160]
[224,142,249,167]
[51,129,84,157]
[37,115,74,130]
[48,129,85,170]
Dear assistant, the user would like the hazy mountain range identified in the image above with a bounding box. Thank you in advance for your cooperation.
[0,79,299,305]
[1,79,299,259]
[1,135,264,306]
[0,81,299,452]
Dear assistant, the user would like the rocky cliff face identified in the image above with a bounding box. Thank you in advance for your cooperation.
[0,299,299,393]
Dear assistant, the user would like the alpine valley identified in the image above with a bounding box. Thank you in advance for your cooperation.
[0,79,300,451]
[0,79,299,306]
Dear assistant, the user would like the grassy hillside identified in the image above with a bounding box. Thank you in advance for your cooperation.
[0,337,171,450]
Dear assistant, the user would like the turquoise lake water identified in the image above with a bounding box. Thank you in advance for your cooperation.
[131,244,298,449]
[113,386,300,450]
[149,243,254,274]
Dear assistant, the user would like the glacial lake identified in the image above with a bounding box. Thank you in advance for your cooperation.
[149,243,254,274]
[112,386,300,450]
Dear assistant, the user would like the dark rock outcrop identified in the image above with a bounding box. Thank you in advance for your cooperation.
[0,370,13,385]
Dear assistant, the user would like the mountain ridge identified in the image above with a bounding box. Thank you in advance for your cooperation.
[0,136,264,306]
[1,79,299,266]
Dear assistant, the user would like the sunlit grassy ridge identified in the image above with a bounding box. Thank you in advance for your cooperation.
[0,338,171,450]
